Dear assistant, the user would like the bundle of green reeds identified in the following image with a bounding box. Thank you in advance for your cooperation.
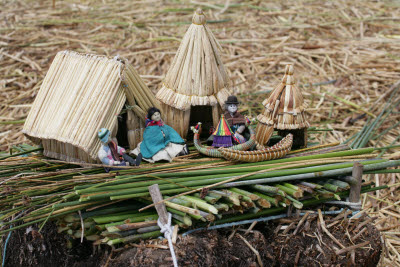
[1,143,399,248]
[346,83,400,150]
[55,180,379,246]
[71,148,396,202]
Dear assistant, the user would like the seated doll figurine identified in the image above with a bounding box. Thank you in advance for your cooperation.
[132,107,188,163]
[224,95,247,143]
[98,128,141,171]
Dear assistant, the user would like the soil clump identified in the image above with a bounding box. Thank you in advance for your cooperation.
[1,215,382,266]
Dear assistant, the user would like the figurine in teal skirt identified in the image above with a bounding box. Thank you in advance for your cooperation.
[132,107,188,162]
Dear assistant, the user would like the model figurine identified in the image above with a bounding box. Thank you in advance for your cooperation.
[98,128,141,171]
[132,107,188,163]
[211,114,239,147]
[224,95,247,143]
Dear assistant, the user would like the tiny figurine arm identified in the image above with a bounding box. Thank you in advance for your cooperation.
[98,148,120,166]
[236,125,245,134]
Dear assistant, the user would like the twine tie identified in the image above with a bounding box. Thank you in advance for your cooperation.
[157,212,178,267]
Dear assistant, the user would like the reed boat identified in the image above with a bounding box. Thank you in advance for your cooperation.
[191,123,256,158]
[219,133,293,162]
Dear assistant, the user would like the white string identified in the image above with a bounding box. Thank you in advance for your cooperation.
[325,200,362,210]
[157,212,178,267]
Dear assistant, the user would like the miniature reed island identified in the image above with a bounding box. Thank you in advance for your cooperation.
[1,6,400,267]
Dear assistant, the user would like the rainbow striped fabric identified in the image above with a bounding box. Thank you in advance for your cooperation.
[213,115,234,136]
[212,115,240,147]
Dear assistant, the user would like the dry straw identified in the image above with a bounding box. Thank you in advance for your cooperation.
[1,1,400,264]
[22,51,159,163]
[156,8,230,137]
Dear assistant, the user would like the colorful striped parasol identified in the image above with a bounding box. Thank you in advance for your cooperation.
[212,115,239,147]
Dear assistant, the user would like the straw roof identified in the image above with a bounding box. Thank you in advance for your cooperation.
[22,50,159,162]
[156,8,230,111]
[257,65,310,130]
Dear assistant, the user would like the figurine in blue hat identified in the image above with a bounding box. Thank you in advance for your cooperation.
[98,128,141,170]
[131,107,188,163]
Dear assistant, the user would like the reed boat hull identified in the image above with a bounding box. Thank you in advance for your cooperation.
[219,134,293,162]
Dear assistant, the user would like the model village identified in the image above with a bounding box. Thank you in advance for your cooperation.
[1,7,400,267]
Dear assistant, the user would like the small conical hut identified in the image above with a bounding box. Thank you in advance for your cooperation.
[156,8,230,138]
[22,50,160,163]
[256,64,309,148]
[212,115,238,147]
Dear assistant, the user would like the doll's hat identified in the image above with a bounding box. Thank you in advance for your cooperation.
[225,95,239,105]
[98,128,110,143]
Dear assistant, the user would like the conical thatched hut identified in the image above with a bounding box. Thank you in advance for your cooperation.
[23,50,160,163]
[155,8,230,138]
[256,64,309,148]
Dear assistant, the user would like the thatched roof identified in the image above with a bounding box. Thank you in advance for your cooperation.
[156,8,230,111]
[22,50,159,162]
[257,65,309,130]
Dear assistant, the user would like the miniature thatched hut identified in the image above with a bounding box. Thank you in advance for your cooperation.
[23,50,160,163]
[256,64,309,148]
[155,8,230,138]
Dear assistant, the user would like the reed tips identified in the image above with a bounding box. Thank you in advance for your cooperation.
[285,64,294,75]
[193,8,206,25]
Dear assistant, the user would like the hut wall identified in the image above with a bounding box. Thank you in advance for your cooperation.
[36,85,124,164]
[212,105,223,128]
[123,64,161,112]
[126,109,145,150]
[255,123,274,146]
[161,103,190,139]
[277,128,308,149]
[159,103,223,140]
[42,139,98,164]
[111,117,118,140]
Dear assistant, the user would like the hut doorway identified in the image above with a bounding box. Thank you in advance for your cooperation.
[188,105,214,139]
[116,112,130,148]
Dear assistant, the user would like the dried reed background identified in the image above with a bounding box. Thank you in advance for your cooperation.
[0,0,399,265]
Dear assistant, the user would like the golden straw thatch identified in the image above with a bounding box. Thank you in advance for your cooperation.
[22,50,160,163]
[256,64,310,146]
[156,8,230,137]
